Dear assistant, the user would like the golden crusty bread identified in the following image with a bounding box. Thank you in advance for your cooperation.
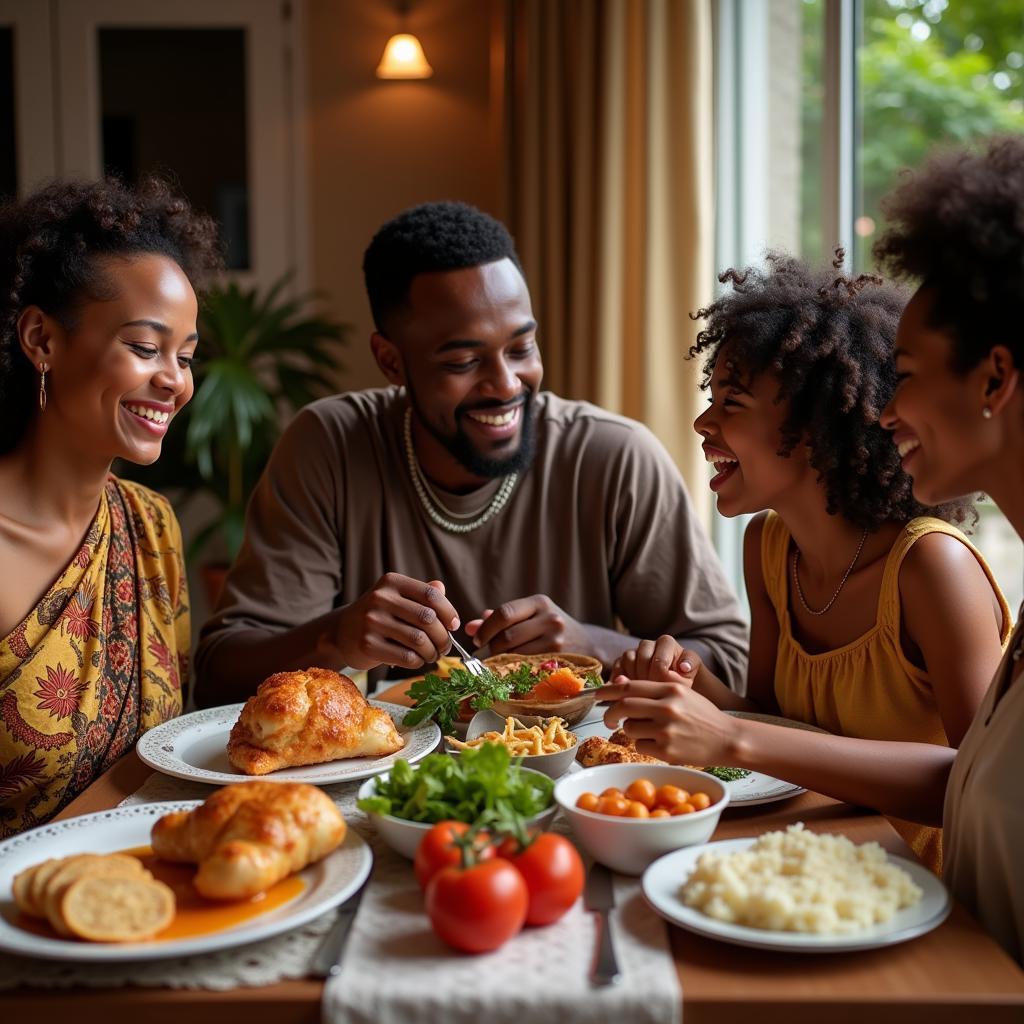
[151,780,346,900]
[42,854,148,936]
[227,667,404,775]
[27,858,69,917]
[13,852,170,942]
[13,859,53,917]
[60,875,175,942]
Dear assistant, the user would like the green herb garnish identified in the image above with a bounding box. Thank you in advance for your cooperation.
[356,742,554,827]
[403,661,596,735]
[702,765,751,782]
[403,666,517,735]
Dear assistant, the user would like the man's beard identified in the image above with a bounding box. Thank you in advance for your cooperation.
[406,384,537,480]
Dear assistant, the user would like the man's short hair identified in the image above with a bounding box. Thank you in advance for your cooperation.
[362,201,522,334]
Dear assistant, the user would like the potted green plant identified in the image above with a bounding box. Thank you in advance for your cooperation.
[121,275,348,602]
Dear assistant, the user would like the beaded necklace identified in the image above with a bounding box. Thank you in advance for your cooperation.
[403,407,519,534]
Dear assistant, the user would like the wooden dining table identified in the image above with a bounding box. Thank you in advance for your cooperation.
[7,680,1024,1024]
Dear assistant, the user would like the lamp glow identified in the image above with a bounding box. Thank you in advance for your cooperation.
[376,32,433,79]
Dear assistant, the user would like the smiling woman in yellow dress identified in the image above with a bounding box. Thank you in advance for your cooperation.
[0,178,222,836]
[601,136,1024,964]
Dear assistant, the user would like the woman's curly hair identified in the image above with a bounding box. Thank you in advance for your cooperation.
[873,134,1024,374]
[0,176,223,452]
[690,251,973,531]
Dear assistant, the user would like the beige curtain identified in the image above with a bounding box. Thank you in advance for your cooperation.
[502,0,713,525]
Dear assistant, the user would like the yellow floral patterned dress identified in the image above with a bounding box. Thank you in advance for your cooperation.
[0,477,189,836]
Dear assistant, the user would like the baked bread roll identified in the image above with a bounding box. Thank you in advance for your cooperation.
[227,667,404,775]
[151,780,346,900]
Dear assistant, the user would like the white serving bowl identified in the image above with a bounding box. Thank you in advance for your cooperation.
[554,764,729,875]
[357,767,559,859]
[444,710,580,779]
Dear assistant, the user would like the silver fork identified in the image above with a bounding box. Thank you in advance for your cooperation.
[446,631,487,677]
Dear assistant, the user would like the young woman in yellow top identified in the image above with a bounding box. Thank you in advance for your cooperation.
[0,178,222,836]
[600,251,1010,870]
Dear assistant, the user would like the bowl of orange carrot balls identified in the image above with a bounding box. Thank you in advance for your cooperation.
[554,764,729,875]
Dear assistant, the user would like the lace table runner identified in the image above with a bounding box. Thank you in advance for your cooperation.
[322,832,681,1024]
[1,772,682,1024]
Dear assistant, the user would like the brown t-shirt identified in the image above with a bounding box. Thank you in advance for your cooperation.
[195,388,748,689]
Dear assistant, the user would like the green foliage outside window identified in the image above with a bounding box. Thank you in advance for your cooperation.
[799,0,1024,267]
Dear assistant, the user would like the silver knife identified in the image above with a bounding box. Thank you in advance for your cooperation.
[583,861,621,986]
[310,883,367,979]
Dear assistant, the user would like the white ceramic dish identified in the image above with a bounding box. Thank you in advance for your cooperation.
[358,767,558,859]
[572,710,822,806]
[0,801,372,962]
[642,836,951,952]
[444,709,579,779]
[137,700,440,786]
[554,764,728,875]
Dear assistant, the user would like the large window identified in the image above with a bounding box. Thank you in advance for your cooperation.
[714,0,1023,616]
[853,0,1024,272]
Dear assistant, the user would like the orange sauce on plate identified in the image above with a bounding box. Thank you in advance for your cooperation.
[13,845,305,943]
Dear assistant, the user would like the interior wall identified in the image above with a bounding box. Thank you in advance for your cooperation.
[304,0,501,393]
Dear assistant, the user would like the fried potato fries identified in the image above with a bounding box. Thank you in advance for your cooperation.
[448,716,577,756]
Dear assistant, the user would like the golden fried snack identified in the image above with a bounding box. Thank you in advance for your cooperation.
[608,729,700,768]
[27,858,69,917]
[13,859,53,916]
[42,854,147,936]
[60,875,175,942]
[13,852,167,942]
[576,735,666,767]
[227,667,404,775]
[151,780,346,900]
[447,716,577,756]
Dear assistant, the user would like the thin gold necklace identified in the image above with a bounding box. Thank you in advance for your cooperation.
[791,528,869,616]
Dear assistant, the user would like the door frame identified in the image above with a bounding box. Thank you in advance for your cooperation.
[53,0,308,290]
[0,0,57,192]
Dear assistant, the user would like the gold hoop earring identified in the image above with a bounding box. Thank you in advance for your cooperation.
[38,363,47,412]
[982,406,993,420]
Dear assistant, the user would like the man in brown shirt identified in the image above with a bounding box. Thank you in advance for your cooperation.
[194,202,747,705]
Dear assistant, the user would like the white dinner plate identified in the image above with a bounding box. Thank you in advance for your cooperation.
[572,710,818,806]
[0,801,372,962]
[642,836,951,953]
[137,701,440,786]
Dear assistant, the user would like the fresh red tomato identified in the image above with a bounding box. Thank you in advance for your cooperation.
[502,832,585,926]
[425,859,529,953]
[493,828,533,861]
[414,821,493,889]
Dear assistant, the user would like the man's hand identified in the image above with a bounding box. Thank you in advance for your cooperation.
[611,635,700,685]
[464,595,590,656]
[332,573,460,670]
[596,675,737,766]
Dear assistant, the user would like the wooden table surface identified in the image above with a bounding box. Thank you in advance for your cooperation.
[6,681,1024,1024]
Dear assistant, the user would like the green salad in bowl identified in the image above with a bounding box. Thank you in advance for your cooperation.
[356,743,557,858]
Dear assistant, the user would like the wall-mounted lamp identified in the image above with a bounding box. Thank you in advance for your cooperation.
[376,32,433,79]
[376,2,433,80]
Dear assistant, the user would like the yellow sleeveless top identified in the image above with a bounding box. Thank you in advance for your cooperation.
[762,512,1011,871]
